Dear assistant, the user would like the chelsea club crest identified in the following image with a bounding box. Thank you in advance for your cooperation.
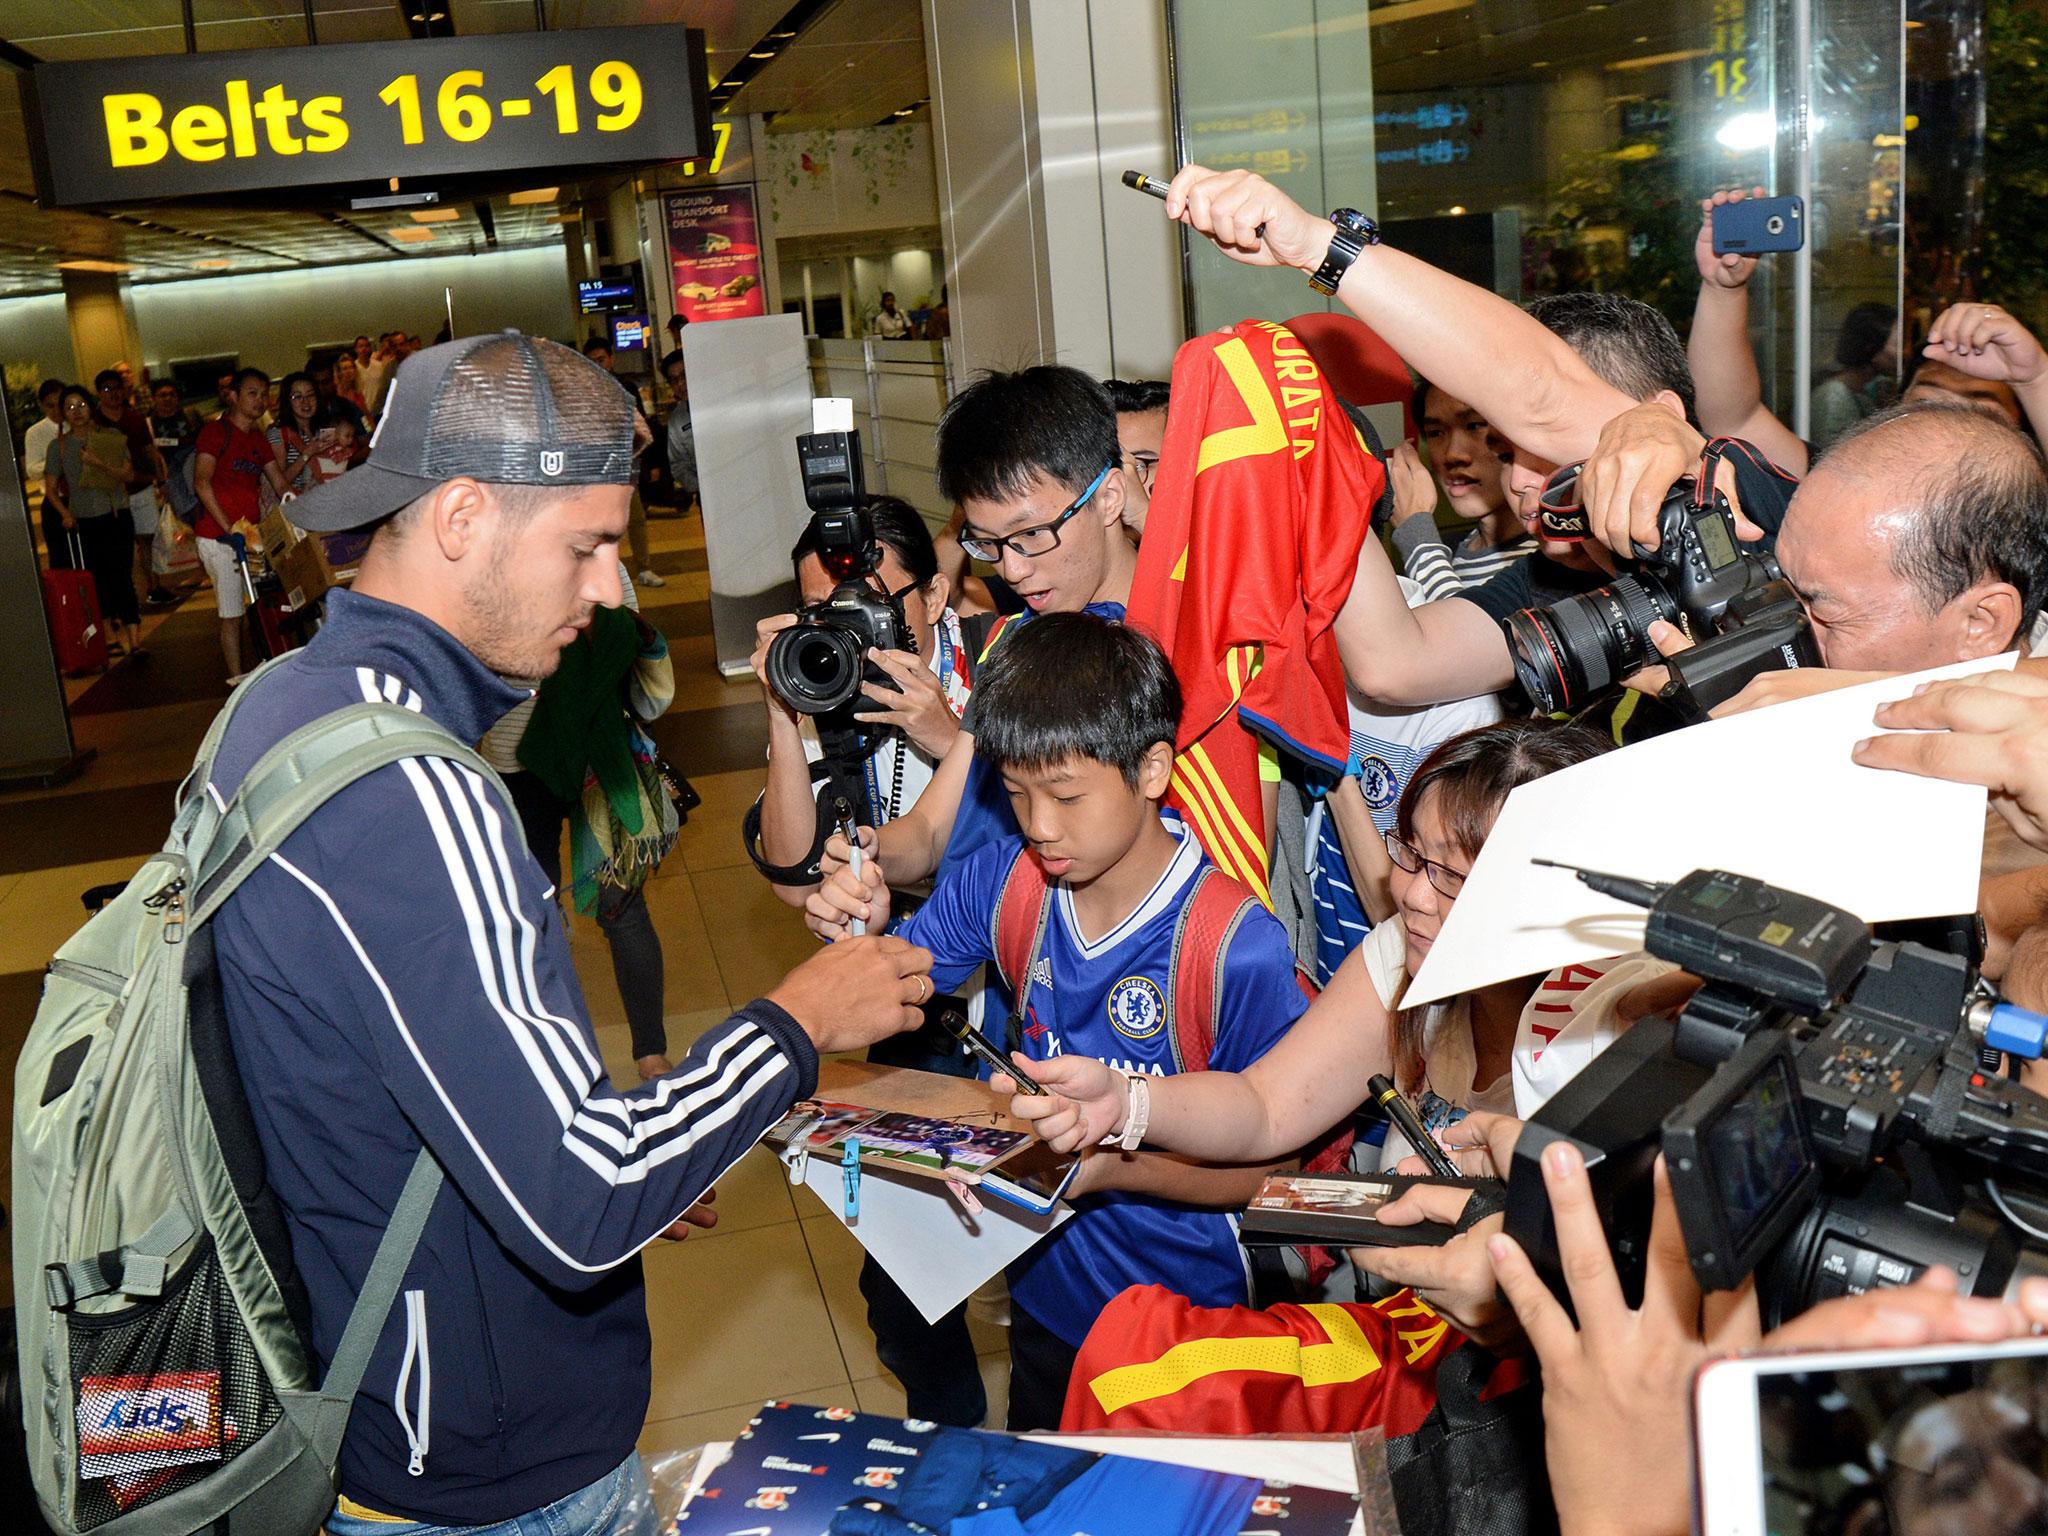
[1107,976,1166,1041]
[1357,754,1399,813]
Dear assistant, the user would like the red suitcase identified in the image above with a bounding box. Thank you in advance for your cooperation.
[250,583,300,661]
[43,533,108,676]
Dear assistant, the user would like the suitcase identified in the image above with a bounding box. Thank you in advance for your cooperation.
[42,532,107,676]
[250,580,299,661]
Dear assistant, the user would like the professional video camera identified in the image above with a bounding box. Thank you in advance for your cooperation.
[761,399,915,756]
[1502,444,1820,721]
[1503,863,2048,1329]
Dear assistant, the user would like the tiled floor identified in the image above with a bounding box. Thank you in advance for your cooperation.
[0,509,1013,1462]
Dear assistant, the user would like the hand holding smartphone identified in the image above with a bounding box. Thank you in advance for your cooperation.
[1711,194,1805,255]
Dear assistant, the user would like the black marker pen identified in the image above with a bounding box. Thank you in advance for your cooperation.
[1368,1074,1460,1180]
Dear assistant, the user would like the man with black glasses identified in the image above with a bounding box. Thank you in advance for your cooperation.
[804,365,1138,920]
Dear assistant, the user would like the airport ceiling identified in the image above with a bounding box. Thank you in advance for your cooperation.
[0,0,928,298]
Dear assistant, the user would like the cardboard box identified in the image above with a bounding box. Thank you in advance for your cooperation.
[256,505,297,569]
[273,520,369,610]
[275,535,330,611]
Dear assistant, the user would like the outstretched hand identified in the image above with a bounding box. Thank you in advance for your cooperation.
[1924,302,2048,388]
[991,1053,1124,1151]
[1161,165,1336,274]
[1486,1143,1757,1536]
[1854,665,2048,853]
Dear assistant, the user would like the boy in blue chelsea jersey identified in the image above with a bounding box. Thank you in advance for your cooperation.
[817,613,1310,1432]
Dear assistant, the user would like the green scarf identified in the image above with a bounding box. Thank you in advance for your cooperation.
[518,607,676,910]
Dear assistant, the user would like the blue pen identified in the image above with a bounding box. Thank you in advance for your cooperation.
[842,1137,862,1221]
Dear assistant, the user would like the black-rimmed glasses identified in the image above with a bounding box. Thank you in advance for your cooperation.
[959,462,1114,563]
[1384,833,1470,898]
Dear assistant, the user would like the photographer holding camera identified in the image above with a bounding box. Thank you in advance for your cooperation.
[1154,167,2048,730]
[750,496,991,907]
[1633,400,2048,715]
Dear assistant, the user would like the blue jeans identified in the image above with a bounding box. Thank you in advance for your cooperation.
[325,1454,657,1536]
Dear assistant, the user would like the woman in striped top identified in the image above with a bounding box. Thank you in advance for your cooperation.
[1387,382,1534,601]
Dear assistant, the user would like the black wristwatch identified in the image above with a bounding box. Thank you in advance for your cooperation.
[1309,208,1381,296]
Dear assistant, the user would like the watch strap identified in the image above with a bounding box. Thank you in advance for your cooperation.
[1309,227,1366,296]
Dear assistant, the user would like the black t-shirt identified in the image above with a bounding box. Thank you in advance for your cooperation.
[151,408,201,462]
[1459,439,1799,624]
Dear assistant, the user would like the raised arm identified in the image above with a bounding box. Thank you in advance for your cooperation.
[1688,188,1809,470]
[1923,302,2048,441]
[1164,165,1638,466]
[1331,531,1515,707]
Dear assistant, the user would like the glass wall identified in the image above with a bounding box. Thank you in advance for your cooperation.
[1170,0,1923,441]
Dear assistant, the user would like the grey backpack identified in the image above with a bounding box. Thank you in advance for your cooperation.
[12,659,512,1534]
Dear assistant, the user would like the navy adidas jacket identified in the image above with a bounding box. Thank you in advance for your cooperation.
[209,590,818,1523]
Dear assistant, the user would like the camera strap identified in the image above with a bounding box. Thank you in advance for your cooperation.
[742,764,865,885]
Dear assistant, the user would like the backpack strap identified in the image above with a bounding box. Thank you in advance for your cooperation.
[957,611,1003,686]
[972,613,1015,666]
[1165,868,1262,1075]
[171,652,302,856]
[990,850,1053,1056]
[176,701,516,1468]
[1334,395,1396,536]
[306,1147,444,1471]
[187,703,513,928]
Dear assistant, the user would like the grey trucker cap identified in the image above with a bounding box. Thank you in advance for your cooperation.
[286,330,637,532]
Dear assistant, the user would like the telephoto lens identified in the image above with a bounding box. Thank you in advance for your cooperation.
[764,622,865,714]
[1503,574,1678,713]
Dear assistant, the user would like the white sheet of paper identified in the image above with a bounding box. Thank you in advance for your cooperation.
[1404,656,2015,1007]
[798,1159,1069,1324]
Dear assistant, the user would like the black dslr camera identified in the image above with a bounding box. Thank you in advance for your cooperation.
[761,406,914,754]
[1502,446,1820,721]
[1504,864,2048,1328]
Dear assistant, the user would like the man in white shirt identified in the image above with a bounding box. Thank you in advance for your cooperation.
[872,291,913,341]
[23,377,61,501]
[24,378,64,565]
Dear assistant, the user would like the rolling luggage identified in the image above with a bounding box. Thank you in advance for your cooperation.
[43,531,107,676]
[250,581,298,661]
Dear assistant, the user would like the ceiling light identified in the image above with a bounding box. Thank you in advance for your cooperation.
[1448,205,1467,215]
[58,259,133,274]
[193,258,233,269]
[508,187,558,205]
[769,29,796,38]
[1530,60,1550,68]
[749,50,776,59]
[1714,111,1776,150]
[409,207,461,222]
[388,227,435,242]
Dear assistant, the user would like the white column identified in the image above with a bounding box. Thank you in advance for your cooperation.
[923,0,1185,382]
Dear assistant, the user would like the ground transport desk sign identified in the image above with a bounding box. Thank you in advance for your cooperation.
[665,186,767,322]
[20,25,711,207]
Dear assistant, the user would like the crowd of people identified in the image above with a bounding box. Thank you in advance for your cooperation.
[28,162,2048,1536]
[20,327,700,685]
[745,170,2048,1535]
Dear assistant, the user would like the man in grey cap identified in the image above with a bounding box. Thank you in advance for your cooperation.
[203,333,934,1534]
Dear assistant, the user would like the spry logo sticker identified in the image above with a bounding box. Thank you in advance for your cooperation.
[1107,976,1165,1041]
